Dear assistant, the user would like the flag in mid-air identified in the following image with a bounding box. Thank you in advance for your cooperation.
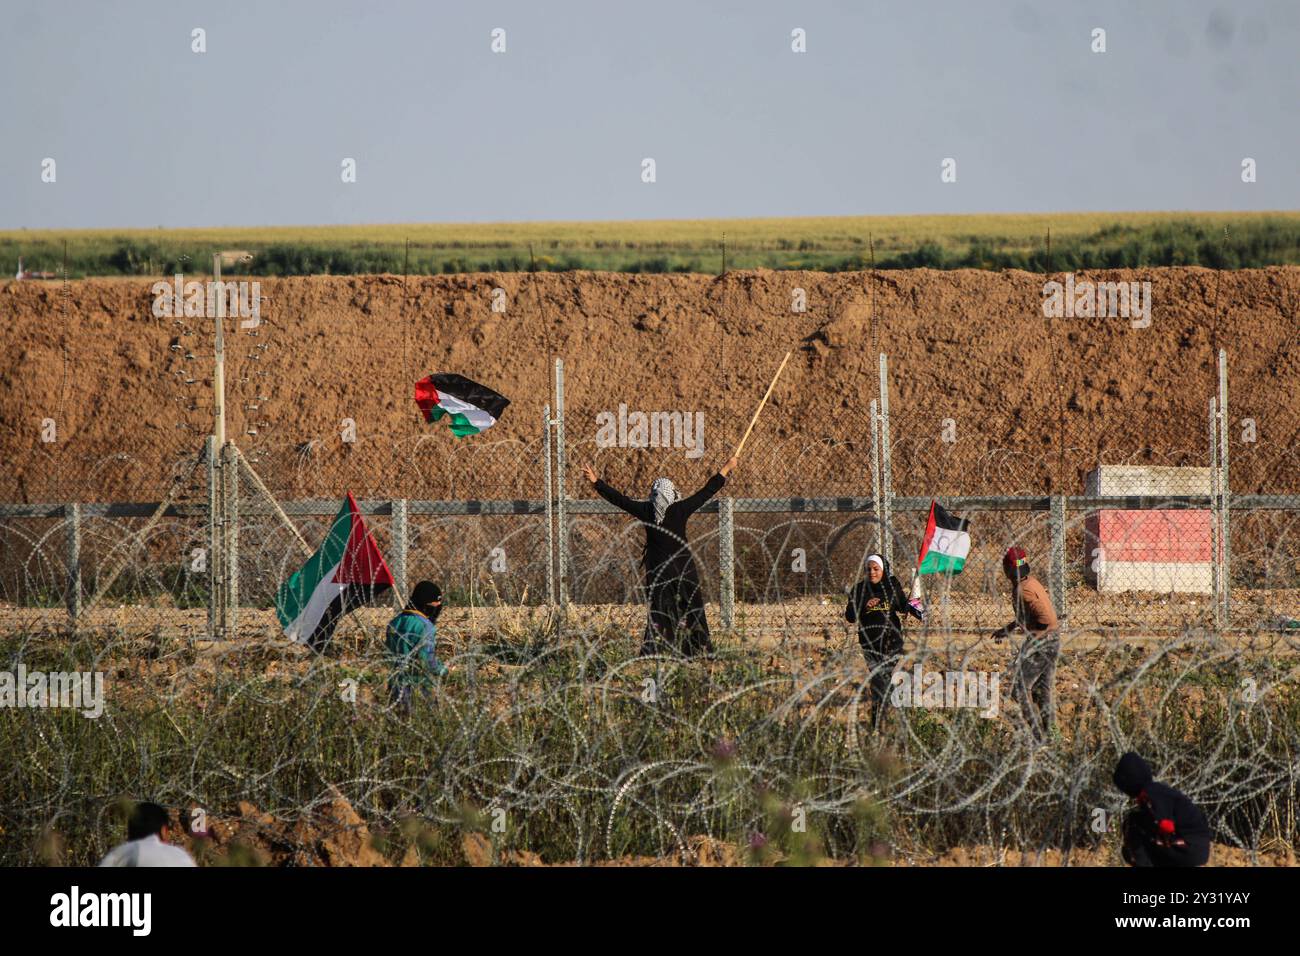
[916,500,971,575]
[276,493,394,651]
[414,373,510,437]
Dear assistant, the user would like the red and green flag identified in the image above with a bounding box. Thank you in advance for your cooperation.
[414,373,510,437]
[276,492,394,651]
[916,500,971,575]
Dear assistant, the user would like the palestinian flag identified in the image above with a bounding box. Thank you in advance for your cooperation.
[916,500,971,575]
[276,493,394,651]
[414,373,510,437]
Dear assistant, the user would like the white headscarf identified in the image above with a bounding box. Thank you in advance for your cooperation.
[649,478,679,525]
[866,554,884,571]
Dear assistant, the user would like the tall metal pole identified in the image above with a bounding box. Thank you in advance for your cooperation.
[211,255,228,638]
[392,498,409,610]
[1209,397,1221,631]
[1218,349,1231,626]
[213,254,226,447]
[224,441,239,638]
[65,502,81,628]
[719,497,735,630]
[554,359,568,607]
[206,434,220,639]
[1050,493,1066,622]
[878,353,893,567]
[543,403,555,606]
[870,398,882,557]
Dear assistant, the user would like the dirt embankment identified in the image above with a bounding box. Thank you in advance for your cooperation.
[1,269,1297,500]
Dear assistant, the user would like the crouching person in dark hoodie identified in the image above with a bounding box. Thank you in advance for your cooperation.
[1113,752,1211,867]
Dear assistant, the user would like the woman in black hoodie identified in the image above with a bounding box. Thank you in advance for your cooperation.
[846,554,924,730]
[1113,751,1212,867]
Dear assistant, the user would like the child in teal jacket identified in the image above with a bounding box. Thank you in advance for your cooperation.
[385,581,449,708]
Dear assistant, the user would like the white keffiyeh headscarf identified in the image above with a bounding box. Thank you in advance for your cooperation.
[649,478,679,525]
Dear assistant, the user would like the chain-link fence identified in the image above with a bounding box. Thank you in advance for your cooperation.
[3,354,1298,644]
[552,351,1299,645]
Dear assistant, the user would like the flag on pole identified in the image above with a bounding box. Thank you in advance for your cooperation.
[276,492,394,651]
[414,373,510,437]
[916,500,971,575]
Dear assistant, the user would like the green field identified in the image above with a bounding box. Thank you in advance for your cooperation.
[5,211,1300,277]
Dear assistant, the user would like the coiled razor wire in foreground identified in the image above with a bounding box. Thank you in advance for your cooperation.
[2,621,1299,866]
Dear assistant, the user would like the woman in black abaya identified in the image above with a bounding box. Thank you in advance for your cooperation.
[846,553,924,729]
[583,457,737,656]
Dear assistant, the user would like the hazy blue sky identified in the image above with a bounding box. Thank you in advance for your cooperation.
[2,0,1297,229]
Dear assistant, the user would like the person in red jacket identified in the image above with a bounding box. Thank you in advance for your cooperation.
[992,546,1060,740]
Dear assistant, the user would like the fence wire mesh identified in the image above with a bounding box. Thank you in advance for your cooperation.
[4,361,1300,640]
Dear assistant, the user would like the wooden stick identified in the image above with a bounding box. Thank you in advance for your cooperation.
[732,350,791,460]
[237,449,313,557]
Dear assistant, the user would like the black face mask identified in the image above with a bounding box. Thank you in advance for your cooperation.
[422,603,443,624]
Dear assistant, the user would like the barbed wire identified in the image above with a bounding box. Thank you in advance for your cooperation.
[3,618,1297,866]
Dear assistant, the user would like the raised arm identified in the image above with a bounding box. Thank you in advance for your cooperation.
[593,478,653,522]
[677,456,738,517]
[676,472,727,517]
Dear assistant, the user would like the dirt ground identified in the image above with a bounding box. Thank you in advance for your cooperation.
[5,588,1297,649]
[171,795,1296,868]
[2,268,1298,500]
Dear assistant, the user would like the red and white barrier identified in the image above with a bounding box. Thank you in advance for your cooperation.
[1084,466,1215,594]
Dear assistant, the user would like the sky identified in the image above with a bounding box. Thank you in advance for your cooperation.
[2,0,1298,229]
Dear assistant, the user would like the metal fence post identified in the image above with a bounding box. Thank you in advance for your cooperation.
[17,489,1295,643]
[392,498,408,608]
[554,359,569,607]
[1218,349,1231,626]
[66,502,81,627]
[543,403,556,606]
[870,398,882,556]
[1209,397,1222,631]
[1049,493,1066,622]
[206,435,221,639]
[223,442,239,638]
[720,496,735,630]
[878,354,893,567]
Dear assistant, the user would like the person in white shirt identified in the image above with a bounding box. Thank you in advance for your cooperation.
[99,802,197,867]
